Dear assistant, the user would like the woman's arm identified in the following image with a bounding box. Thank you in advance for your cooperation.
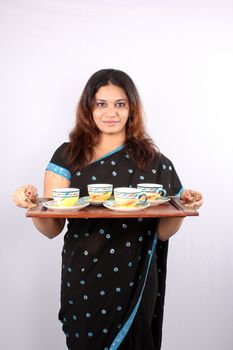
[157,217,184,241]
[31,171,69,238]
[13,171,70,239]
[157,189,203,241]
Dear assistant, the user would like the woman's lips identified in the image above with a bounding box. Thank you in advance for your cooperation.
[103,120,119,125]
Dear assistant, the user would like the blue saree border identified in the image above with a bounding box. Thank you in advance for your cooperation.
[109,233,158,350]
[46,162,71,180]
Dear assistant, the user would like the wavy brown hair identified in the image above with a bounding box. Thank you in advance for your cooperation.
[66,69,159,173]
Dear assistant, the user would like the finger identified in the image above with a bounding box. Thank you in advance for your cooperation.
[194,199,204,208]
[12,195,29,208]
[191,190,203,201]
[25,185,38,200]
[25,184,35,196]
[12,190,30,208]
[185,199,203,210]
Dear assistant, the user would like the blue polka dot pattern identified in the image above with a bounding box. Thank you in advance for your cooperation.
[50,143,182,349]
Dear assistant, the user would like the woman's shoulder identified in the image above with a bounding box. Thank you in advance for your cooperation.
[50,141,70,157]
[55,141,70,152]
[49,141,70,165]
[151,152,175,169]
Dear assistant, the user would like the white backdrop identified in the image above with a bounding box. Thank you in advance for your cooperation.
[1,0,233,349]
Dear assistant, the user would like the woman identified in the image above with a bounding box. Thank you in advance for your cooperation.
[13,69,203,350]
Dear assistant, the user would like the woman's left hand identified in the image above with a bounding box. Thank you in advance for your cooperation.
[180,189,203,210]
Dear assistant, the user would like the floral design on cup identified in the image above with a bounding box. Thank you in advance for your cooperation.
[137,183,167,202]
[52,188,80,207]
[114,187,147,207]
[88,184,113,203]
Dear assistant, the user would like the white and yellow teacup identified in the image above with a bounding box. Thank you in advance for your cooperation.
[88,184,113,203]
[137,183,167,202]
[114,187,147,207]
[52,188,80,207]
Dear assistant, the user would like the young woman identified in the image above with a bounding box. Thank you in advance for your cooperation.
[13,69,203,350]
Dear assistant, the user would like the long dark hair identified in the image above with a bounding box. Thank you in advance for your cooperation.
[66,68,159,172]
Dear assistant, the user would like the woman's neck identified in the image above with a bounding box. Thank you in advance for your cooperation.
[93,133,126,160]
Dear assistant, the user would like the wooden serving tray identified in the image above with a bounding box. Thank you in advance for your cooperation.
[26,197,199,219]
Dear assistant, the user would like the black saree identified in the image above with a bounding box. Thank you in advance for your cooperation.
[46,143,182,350]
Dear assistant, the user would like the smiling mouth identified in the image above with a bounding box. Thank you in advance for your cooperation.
[103,121,119,125]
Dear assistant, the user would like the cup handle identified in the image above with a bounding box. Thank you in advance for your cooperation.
[157,188,167,197]
[137,193,147,205]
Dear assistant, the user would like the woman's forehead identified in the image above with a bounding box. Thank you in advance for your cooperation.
[95,84,128,100]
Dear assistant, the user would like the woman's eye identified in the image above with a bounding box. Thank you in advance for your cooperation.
[116,102,125,108]
[96,102,106,108]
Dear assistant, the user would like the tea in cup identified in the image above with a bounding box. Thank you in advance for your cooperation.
[114,187,147,207]
[52,188,80,207]
[88,184,113,203]
[137,183,167,202]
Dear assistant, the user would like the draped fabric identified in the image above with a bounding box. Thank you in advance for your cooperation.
[46,143,182,350]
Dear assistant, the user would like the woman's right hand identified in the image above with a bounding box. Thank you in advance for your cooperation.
[12,184,38,208]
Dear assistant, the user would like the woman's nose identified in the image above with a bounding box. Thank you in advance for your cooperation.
[106,105,117,117]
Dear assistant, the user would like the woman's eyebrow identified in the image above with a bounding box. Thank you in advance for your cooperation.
[95,98,127,102]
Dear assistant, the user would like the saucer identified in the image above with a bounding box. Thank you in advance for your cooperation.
[149,198,170,206]
[103,199,150,211]
[43,197,90,211]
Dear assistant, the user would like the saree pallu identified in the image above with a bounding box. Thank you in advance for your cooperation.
[47,143,182,350]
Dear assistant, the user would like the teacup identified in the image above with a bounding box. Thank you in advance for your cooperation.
[52,188,80,207]
[114,187,147,207]
[137,183,167,202]
[88,184,113,203]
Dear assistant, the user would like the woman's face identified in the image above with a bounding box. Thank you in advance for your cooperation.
[92,84,130,138]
